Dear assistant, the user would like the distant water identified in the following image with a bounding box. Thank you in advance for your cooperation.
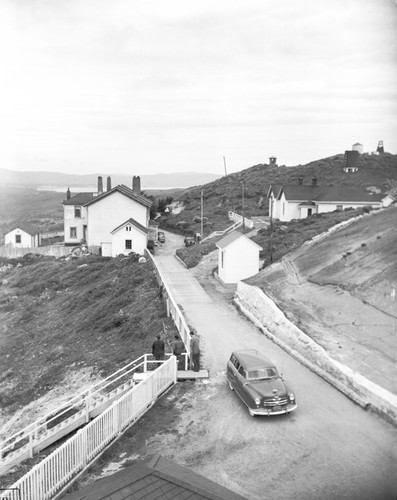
[37,185,184,192]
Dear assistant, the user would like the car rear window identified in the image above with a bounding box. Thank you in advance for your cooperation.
[247,368,278,380]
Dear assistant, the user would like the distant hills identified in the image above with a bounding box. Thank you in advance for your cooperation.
[0,169,221,190]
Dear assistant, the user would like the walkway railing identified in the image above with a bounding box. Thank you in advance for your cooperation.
[1,356,176,500]
[228,211,254,229]
[0,355,156,474]
[201,220,242,243]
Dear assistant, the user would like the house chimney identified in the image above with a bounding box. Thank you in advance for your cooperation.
[98,176,103,194]
[312,176,318,187]
[107,176,112,192]
[66,187,71,200]
[132,175,141,194]
[298,175,304,185]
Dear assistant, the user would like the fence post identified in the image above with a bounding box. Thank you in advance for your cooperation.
[29,429,34,459]
[85,390,91,423]
[144,354,147,373]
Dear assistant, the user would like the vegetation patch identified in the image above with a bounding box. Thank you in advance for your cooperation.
[176,241,217,268]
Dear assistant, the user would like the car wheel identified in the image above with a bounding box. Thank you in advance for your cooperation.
[248,407,256,417]
[228,380,234,391]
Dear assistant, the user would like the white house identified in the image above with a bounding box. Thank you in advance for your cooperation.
[268,180,384,222]
[5,225,41,248]
[109,218,149,257]
[216,231,263,284]
[63,176,152,256]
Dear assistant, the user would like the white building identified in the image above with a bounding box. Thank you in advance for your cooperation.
[108,218,149,257]
[5,225,41,248]
[352,143,364,154]
[216,231,263,284]
[267,180,384,222]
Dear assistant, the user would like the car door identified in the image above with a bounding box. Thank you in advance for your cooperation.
[234,364,250,405]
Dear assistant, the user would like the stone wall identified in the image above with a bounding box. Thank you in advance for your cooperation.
[235,281,397,426]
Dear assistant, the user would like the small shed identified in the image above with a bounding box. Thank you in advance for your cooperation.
[5,225,42,248]
[110,217,148,257]
[216,231,263,284]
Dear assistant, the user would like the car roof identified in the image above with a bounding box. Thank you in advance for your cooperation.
[231,349,276,370]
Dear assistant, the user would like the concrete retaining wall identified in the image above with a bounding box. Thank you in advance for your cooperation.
[235,281,397,426]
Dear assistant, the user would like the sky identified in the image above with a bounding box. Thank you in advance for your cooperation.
[1,0,396,177]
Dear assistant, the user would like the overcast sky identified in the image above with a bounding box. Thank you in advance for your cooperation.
[1,0,396,177]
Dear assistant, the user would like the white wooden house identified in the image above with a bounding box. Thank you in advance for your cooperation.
[63,176,152,256]
[268,180,385,222]
[5,225,42,248]
[216,231,263,284]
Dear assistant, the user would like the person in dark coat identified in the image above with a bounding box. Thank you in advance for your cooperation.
[152,334,165,361]
[172,334,186,370]
[189,331,200,372]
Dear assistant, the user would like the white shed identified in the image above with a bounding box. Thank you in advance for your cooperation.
[216,231,263,284]
[5,225,41,248]
[110,218,149,257]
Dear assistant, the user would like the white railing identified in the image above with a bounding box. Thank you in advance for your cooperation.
[228,211,254,229]
[0,354,163,474]
[2,357,176,500]
[201,220,243,243]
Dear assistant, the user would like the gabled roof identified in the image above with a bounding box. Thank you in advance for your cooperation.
[62,192,96,206]
[62,454,248,500]
[267,184,282,198]
[84,185,152,208]
[275,184,383,204]
[111,218,149,235]
[216,230,262,250]
[9,224,41,235]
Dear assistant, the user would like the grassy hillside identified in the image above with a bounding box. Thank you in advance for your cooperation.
[158,153,397,238]
[0,254,176,416]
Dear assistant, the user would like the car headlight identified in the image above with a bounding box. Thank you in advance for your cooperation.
[289,393,295,402]
[254,397,261,406]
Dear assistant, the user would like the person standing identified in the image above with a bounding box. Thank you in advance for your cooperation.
[172,334,186,370]
[189,331,200,372]
[152,334,165,361]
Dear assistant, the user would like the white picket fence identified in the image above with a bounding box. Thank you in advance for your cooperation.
[228,210,254,229]
[1,357,176,500]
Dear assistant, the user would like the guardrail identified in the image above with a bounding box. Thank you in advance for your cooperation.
[228,211,254,229]
[0,355,163,475]
[1,357,176,500]
[201,220,242,243]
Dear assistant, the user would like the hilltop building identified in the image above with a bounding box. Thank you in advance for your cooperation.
[352,143,363,154]
[377,140,384,154]
[269,156,277,167]
[268,178,385,222]
[62,175,152,256]
[344,150,360,173]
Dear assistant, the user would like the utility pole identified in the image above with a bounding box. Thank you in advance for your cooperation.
[223,156,228,176]
[200,190,204,242]
[269,196,273,264]
[242,181,245,234]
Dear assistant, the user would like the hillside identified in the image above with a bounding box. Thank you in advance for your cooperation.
[158,153,397,237]
[0,254,177,438]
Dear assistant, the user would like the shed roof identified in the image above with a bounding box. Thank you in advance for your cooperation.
[84,185,152,208]
[9,224,41,235]
[62,454,248,500]
[216,231,262,250]
[111,217,149,235]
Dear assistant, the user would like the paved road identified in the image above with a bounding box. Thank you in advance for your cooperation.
[152,231,397,500]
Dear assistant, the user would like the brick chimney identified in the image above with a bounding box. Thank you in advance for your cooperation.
[312,176,318,187]
[107,176,112,192]
[132,175,141,194]
[298,176,304,185]
[98,176,103,194]
[66,187,71,200]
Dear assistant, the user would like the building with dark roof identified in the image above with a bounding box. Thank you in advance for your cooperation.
[268,178,385,221]
[62,454,248,500]
[62,176,153,255]
[4,224,42,248]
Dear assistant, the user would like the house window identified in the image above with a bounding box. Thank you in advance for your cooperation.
[221,250,224,268]
[307,208,313,216]
[282,203,285,215]
[15,234,21,243]
[125,239,132,250]
[70,227,77,238]
[74,206,81,218]
[336,205,343,211]
[126,226,131,231]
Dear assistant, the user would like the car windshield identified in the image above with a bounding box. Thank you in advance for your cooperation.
[247,368,279,380]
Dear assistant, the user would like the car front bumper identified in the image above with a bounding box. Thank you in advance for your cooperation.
[250,403,297,416]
